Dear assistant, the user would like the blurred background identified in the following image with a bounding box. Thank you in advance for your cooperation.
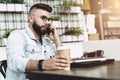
[0,0,120,46]
[1,0,120,79]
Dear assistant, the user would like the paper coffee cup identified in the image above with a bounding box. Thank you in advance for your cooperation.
[57,46,70,70]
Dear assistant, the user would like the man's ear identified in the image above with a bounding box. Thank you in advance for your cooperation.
[29,15,33,23]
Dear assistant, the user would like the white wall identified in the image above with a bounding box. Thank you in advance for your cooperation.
[82,39,120,60]
[63,42,83,58]
[0,47,6,61]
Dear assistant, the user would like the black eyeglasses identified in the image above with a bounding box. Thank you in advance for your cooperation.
[40,16,52,23]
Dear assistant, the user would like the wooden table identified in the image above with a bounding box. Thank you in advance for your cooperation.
[26,61,120,80]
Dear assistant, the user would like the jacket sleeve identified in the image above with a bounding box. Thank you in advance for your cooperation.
[6,30,29,72]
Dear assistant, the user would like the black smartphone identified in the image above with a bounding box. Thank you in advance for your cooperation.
[46,24,52,35]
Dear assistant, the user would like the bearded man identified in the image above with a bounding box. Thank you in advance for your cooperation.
[6,3,69,80]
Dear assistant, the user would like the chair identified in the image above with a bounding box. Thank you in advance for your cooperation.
[0,60,7,78]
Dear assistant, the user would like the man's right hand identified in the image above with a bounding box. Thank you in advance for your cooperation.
[42,55,69,70]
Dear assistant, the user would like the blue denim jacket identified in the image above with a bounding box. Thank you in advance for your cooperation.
[6,27,56,80]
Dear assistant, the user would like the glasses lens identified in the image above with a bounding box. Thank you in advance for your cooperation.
[40,16,52,23]
[40,16,47,22]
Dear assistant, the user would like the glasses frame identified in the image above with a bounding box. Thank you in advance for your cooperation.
[40,16,53,23]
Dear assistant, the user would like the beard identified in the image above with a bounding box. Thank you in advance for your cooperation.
[32,21,47,36]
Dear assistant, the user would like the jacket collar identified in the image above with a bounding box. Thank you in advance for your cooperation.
[25,27,49,45]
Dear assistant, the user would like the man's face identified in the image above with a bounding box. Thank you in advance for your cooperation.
[30,9,51,36]
[32,21,47,36]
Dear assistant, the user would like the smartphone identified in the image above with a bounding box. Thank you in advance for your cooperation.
[46,24,52,35]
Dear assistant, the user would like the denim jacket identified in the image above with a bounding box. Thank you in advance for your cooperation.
[6,27,56,80]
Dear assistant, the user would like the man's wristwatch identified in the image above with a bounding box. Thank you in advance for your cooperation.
[38,60,44,70]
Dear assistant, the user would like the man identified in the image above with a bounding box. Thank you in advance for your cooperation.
[6,3,69,80]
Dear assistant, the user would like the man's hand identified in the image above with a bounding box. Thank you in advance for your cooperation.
[46,23,62,47]
[46,23,57,41]
[42,55,69,70]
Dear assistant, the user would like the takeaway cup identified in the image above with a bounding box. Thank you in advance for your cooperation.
[57,46,70,70]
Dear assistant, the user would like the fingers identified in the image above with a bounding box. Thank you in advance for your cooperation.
[42,55,70,70]
[56,59,69,66]
[56,55,69,62]
[54,55,70,70]
[55,62,69,70]
[55,61,68,67]
[48,23,55,30]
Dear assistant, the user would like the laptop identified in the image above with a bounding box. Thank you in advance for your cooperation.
[70,50,115,68]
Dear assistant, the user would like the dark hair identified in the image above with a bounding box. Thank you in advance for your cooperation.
[29,3,52,14]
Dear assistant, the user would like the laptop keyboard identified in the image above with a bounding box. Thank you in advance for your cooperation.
[71,59,115,68]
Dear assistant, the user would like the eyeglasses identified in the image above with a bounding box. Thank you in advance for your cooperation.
[40,16,52,23]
